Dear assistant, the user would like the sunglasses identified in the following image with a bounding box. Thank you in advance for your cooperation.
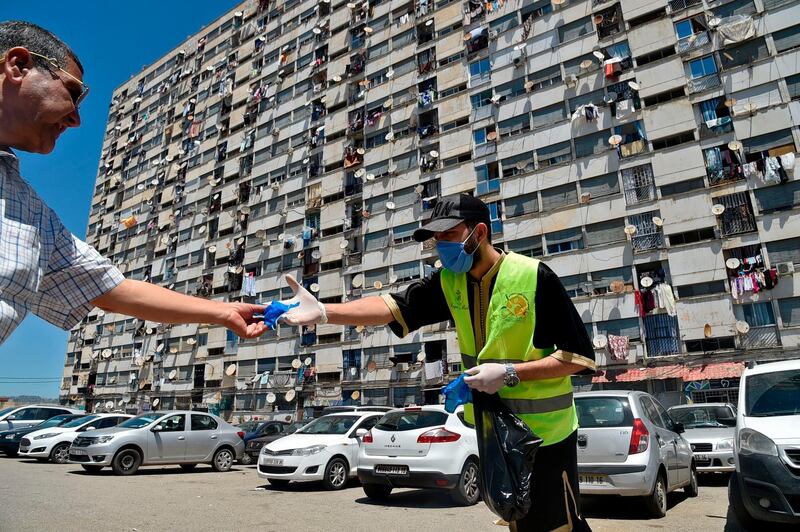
[0,50,89,107]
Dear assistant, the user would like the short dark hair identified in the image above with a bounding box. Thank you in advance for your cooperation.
[0,21,83,74]
[466,219,493,244]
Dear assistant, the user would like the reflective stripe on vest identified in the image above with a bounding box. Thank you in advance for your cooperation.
[441,252,578,446]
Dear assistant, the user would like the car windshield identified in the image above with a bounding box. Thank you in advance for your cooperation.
[286,422,307,434]
[0,407,16,417]
[237,421,262,433]
[668,406,735,428]
[297,416,359,435]
[746,369,800,417]
[35,415,74,429]
[119,413,162,428]
[62,415,99,428]
[375,410,448,431]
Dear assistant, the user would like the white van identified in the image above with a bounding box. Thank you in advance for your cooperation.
[728,359,800,528]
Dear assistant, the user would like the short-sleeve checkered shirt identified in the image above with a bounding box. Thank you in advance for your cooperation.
[0,149,125,344]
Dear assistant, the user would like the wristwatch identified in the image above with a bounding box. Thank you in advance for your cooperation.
[504,363,520,387]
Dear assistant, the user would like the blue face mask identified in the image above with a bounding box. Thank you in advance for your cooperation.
[436,227,478,274]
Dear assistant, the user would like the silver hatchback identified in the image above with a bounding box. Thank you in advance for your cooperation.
[575,391,698,518]
[67,411,244,475]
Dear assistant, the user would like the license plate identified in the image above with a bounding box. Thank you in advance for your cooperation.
[696,454,709,461]
[579,474,606,485]
[70,449,88,455]
[263,458,283,466]
[19,447,28,452]
[375,465,409,475]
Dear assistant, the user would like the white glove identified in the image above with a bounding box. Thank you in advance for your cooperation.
[277,274,328,326]
[463,363,507,394]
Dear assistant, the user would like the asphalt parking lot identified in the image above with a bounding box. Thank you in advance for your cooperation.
[0,458,769,532]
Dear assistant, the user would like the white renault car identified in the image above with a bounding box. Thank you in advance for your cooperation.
[358,405,480,505]
[257,411,384,490]
[18,413,131,463]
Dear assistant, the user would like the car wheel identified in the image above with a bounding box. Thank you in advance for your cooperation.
[363,483,392,500]
[729,472,760,531]
[644,471,668,518]
[5,451,18,458]
[323,457,349,490]
[239,453,253,465]
[180,464,198,471]
[50,443,70,464]
[112,448,142,476]
[451,458,481,506]
[81,465,103,473]
[268,478,290,488]
[211,448,234,472]
[684,464,699,497]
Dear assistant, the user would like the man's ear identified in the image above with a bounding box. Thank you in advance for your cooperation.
[3,47,34,85]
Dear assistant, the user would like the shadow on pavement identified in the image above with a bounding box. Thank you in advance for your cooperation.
[254,479,360,493]
[580,491,690,521]
[354,489,466,510]
[67,466,245,476]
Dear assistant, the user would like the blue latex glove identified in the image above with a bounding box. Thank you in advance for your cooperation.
[257,300,299,329]
[442,374,472,413]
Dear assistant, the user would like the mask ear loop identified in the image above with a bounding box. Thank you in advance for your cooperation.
[462,224,482,255]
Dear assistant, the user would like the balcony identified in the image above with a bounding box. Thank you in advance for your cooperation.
[739,326,780,350]
[687,74,721,95]
[666,0,702,15]
[717,192,757,237]
[676,31,711,55]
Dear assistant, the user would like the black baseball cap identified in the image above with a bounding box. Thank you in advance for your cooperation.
[413,193,491,242]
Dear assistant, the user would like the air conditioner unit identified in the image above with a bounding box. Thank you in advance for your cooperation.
[776,262,795,276]
[396,363,409,371]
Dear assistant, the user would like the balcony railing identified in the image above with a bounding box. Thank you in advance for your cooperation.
[666,0,702,14]
[677,31,711,54]
[739,326,780,349]
[687,74,721,94]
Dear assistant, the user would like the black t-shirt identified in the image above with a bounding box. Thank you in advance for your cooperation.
[386,258,596,374]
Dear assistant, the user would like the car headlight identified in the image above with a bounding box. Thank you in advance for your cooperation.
[716,438,734,451]
[292,445,326,456]
[738,429,777,456]
[95,435,115,444]
[33,433,58,440]
[4,433,17,440]
[260,446,270,455]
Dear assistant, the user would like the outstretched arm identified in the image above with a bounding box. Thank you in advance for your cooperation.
[92,279,268,338]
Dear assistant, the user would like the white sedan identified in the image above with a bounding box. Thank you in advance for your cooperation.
[357,405,480,505]
[18,413,131,463]
[257,411,384,490]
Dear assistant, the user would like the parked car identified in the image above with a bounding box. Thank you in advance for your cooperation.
[0,414,85,457]
[238,420,292,465]
[321,406,394,415]
[257,411,384,490]
[728,359,800,529]
[668,403,737,474]
[245,420,309,463]
[358,405,480,506]
[575,391,697,518]
[0,405,82,430]
[19,413,132,463]
[67,410,245,475]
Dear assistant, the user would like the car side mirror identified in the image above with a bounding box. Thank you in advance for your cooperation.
[720,418,736,427]
[151,424,163,432]
[355,428,368,439]
[7,415,16,421]
[84,426,96,431]
[673,422,685,434]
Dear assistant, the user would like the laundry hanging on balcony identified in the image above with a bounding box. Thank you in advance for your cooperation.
[571,103,600,124]
[607,335,629,361]
[714,15,756,46]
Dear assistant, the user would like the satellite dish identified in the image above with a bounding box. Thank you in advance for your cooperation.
[355,168,366,178]
[515,160,529,170]
[429,150,439,159]
[704,324,713,338]
[291,358,302,369]
[333,74,342,82]
[169,346,178,354]
[90,351,100,360]
[351,391,360,400]
[109,377,117,385]
[156,343,165,353]
[373,280,383,290]
[711,204,726,216]
[726,258,741,270]
[339,240,349,249]
[609,280,625,294]
[152,398,160,408]
[352,273,364,288]
[417,352,426,363]
[627,81,640,91]
[652,216,663,227]
[123,393,132,403]
[304,357,312,367]
[365,173,375,181]
[364,26,373,34]
[579,59,593,69]
[267,392,276,404]
[208,245,217,254]
[388,164,398,174]
[389,274,398,284]
[603,93,616,104]
[735,320,750,334]
[724,98,737,108]
[198,226,206,234]
[105,401,114,410]
[118,399,125,406]
[102,349,112,359]
[640,276,654,288]
[311,250,321,260]
[255,229,266,239]
[434,259,443,269]
[592,335,608,349]
[285,390,296,402]
[609,134,623,146]
[186,337,197,346]
[278,233,285,241]
[310,283,320,292]
[168,369,177,380]
[624,224,637,235]
[385,131,395,141]
[366,360,378,372]
[355,325,365,333]
[386,201,396,210]
[383,98,393,109]
[728,140,743,151]
[97,309,106,317]
[386,69,394,78]
[356,147,366,155]
[225,364,237,377]
[592,50,605,60]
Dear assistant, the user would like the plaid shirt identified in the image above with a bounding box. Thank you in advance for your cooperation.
[0,149,124,344]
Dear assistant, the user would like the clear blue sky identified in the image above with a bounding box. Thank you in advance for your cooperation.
[0,1,239,397]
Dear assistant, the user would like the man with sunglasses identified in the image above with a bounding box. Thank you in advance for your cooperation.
[0,21,270,345]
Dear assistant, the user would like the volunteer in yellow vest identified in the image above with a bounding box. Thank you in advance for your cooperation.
[279,194,596,532]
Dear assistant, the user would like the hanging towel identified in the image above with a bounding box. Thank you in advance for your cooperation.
[607,335,629,361]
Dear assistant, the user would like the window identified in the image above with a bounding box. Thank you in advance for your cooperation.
[476,162,500,195]
[621,164,656,205]
[778,298,800,327]
[488,201,503,234]
[686,337,735,352]
[788,73,800,101]
[645,314,680,356]
[393,222,418,244]
[507,236,543,258]
[364,229,390,251]
[498,114,530,138]
[156,414,185,432]
[528,65,561,90]
[541,183,577,211]
[531,103,567,129]
[660,177,705,197]
[393,187,417,209]
[505,192,538,218]
[470,89,493,109]
[651,131,695,150]
[496,77,526,100]
[364,268,388,287]
[469,58,491,80]
[643,88,686,107]
[629,211,664,251]
[597,317,641,341]
[568,89,604,114]
[689,55,717,79]
[501,152,533,178]
[537,141,572,167]
[585,219,626,247]
[754,181,800,214]
[490,13,519,34]
[712,0,755,18]
[736,302,776,327]
[561,273,589,298]
[191,414,218,431]
[668,227,716,246]
[558,17,593,43]
[393,260,420,282]
[715,192,757,236]
[635,46,675,67]
[591,267,633,295]
[575,131,608,158]
[676,280,726,297]
[720,38,769,70]
[581,173,620,199]
[546,227,584,254]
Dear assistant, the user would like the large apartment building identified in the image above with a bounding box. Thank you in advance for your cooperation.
[60,0,800,416]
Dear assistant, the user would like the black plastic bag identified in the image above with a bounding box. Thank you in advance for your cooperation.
[472,390,543,523]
